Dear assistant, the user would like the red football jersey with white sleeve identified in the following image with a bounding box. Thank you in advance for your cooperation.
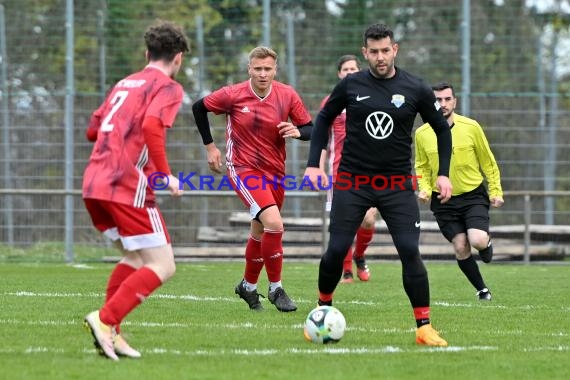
[82,66,183,207]
[320,95,346,179]
[204,80,312,180]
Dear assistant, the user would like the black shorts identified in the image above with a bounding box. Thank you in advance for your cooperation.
[430,184,490,242]
[329,179,420,236]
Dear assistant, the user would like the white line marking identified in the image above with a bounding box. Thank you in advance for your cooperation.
[3,291,566,311]
[0,345,509,357]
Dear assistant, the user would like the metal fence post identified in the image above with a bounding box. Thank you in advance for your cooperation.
[523,194,531,264]
[0,4,14,246]
[64,0,75,262]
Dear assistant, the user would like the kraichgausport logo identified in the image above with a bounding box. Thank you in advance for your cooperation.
[147,172,421,191]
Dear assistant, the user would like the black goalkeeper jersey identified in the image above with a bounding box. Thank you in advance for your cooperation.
[309,67,451,178]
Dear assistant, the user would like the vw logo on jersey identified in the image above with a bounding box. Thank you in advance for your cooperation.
[391,94,405,108]
[365,111,394,140]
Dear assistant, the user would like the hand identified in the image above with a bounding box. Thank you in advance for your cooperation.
[304,167,328,190]
[167,174,183,197]
[417,190,431,204]
[490,196,504,208]
[277,121,300,139]
[206,143,223,174]
[435,175,452,204]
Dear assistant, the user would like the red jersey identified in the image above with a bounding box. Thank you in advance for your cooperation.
[204,80,312,180]
[82,66,183,207]
[320,95,346,178]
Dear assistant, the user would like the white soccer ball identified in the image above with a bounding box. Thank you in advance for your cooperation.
[303,305,346,344]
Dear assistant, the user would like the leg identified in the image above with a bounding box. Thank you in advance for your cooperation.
[381,190,447,346]
[464,189,493,263]
[354,207,377,281]
[85,200,174,360]
[257,205,297,312]
[340,246,354,283]
[319,187,370,305]
[469,227,493,263]
[452,233,490,299]
[234,220,266,311]
[106,242,142,334]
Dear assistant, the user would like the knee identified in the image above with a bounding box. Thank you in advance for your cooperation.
[361,209,377,229]
[452,238,471,260]
[469,233,490,251]
[258,206,283,231]
[160,261,176,283]
[454,248,472,260]
[263,219,284,232]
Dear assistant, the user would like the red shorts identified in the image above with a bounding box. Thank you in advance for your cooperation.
[84,198,170,251]
[228,169,285,219]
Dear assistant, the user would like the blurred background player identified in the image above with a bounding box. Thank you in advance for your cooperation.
[192,46,313,312]
[319,54,377,283]
[415,81,503,301]
[82,21,189,360]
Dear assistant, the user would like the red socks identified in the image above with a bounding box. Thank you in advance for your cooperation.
[105,263,137,334]
[354,226,374,259]
[261,229,283,283]
[100,267,162,327]
[319,292,333,305]
[243,236,263,284]
[413,306,431,327]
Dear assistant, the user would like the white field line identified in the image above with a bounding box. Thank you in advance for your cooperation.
[1,318,567,338]
[0,345,509,357]
[0,291,373,305]
[0,345,568,356]
[3,291,568,311]
[0,317,412,334]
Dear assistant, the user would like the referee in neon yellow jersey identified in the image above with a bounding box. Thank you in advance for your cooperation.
[415,82,504,301]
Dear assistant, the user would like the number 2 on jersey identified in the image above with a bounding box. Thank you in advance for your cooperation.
[100,90,129,132]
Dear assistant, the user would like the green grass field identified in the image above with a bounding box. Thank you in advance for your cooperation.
[0,259,568,380]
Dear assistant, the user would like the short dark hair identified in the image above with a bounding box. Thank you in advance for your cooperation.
[363,24,394,46]
[144,21,190,62]
[432,82,456,97]
[336,55,360,71]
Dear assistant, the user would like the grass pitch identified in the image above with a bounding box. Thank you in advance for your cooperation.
[0,259,568,379]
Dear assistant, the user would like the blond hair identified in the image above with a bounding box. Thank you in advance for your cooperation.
[248,46,278,62]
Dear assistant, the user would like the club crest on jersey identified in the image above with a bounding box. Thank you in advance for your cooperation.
[391,94,405,108]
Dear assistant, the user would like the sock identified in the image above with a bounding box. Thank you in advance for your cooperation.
[261,229,283,283]
[478,240,493,262]
[414,306,431,328]
[318,292,333,306]
[243,235,263,285]
[354,226,374,259]
[343,246,354,273]
[105,263,136,334]
[243,280,257,292]
[269,281,282,293]
[457,256,486,291]
[99,267,162,327]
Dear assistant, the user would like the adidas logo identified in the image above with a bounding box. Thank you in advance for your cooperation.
[241,106,250,113]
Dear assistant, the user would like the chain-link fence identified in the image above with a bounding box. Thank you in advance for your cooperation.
[1,0,570,257]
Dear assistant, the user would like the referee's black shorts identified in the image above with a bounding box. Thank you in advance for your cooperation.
[430,183,490,242]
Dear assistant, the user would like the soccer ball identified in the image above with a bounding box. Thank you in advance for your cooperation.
[303,305,346,344]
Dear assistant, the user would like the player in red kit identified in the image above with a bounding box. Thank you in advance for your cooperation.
[192,46,313,312]
[82,21,189,360]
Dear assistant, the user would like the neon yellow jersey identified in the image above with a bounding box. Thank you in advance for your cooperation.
[414,113,503,198]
